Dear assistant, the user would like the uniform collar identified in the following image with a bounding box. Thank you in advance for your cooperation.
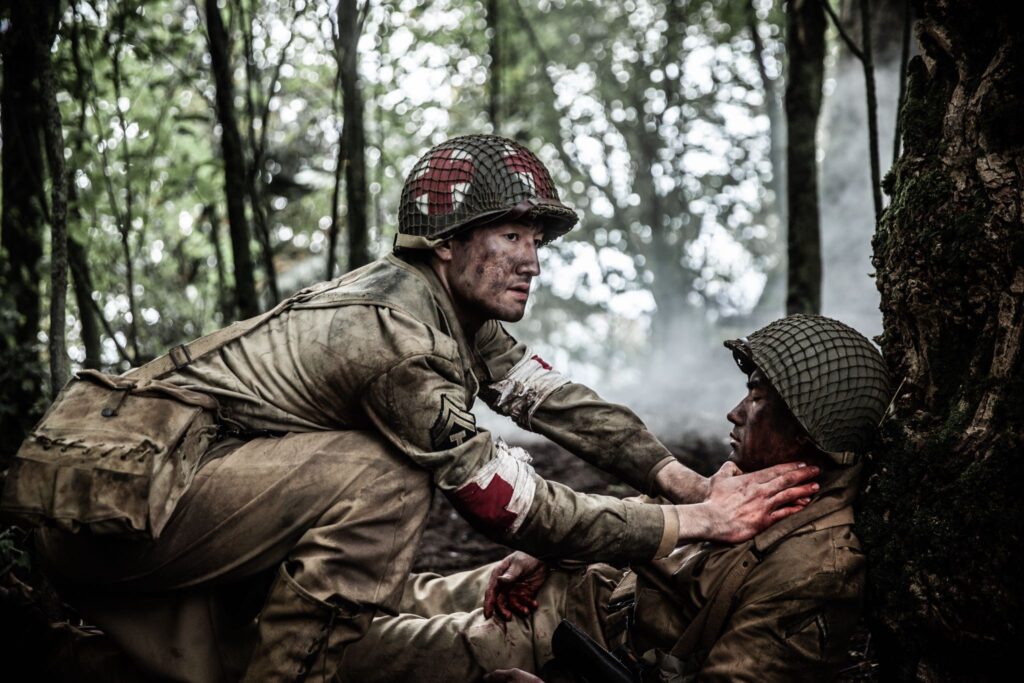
[752,462,862,555]
[387,253,478,365]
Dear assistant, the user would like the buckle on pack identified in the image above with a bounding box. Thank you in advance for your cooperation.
[168,344,193,370]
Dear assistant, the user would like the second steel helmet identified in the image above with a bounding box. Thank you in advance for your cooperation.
[395,135,578,250]
[725,314,892,463]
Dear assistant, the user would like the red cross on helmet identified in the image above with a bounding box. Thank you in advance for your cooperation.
[395,135,579,250]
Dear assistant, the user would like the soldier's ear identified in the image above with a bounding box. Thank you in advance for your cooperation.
[433,239,454,262]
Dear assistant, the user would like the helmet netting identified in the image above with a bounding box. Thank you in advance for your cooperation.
[726,314,891,454]
[398,135,577,243]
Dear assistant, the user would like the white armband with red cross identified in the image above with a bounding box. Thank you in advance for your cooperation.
[449,439,537,535]
[489,349,570,429]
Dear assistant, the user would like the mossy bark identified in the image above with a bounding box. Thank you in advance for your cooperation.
[863,1,1024,679]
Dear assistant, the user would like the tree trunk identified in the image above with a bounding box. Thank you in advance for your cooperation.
[338,0,370,271]
[203,203,233,323]
[0,0,50,460]
[784,0,825,315]
[37,1,69,396]
[487,0,501,132]
[205,0,259,319]
[747,0,787,319]
[863,1,1024,679]
[68,237,102,370]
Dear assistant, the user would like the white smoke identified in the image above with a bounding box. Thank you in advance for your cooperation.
[819,59,903,341]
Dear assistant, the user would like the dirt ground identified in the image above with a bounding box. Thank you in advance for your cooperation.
[0,435,877,680]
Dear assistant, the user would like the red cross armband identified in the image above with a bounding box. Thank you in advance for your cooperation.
[488,349,570,429]
[449,439,537,536]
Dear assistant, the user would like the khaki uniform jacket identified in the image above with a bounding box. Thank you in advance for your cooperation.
[620,464,864,682]
[168,254,677,563]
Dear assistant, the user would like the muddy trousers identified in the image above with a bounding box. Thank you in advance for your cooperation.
[337,561,622,682]
[37,430,432,683]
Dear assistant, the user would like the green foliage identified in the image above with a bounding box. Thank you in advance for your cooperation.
[0,526,32,577]
[29,0,787,384]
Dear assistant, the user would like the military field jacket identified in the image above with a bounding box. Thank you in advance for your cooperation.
[622,464,864,682]
[167,254,677,563]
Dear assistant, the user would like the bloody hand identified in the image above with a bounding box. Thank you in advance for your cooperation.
[483,551,549,622]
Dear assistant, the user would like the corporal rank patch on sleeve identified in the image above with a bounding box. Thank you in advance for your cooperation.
[430,394,478,450]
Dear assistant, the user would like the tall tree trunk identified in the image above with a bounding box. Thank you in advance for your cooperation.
[66,4,101,371]
[784,0,825,315]
[748,0,787,319]
[487,0,501,132]
[68,237,102,370]
[205,0,259,319]
[0,0,49,460]
[38,1,69,396]
[203,203,233,323]
[863,1,1024,679]
[338,0,370,271]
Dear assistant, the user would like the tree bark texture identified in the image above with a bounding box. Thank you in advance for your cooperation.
[863,1,1024,679]
[68,237,102,370]
[38,1,70,396]
[784,0,826,315]
[338,0,370,272]
[0,1,50,461]
[205,0,259,319]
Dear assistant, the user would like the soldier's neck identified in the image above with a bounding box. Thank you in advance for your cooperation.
[428,259,486,338]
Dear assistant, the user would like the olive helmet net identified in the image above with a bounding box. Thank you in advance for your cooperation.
[724,314,891,459]
[396,135,578,249]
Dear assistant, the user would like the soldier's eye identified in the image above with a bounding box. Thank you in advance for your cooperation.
[505,233,519,241]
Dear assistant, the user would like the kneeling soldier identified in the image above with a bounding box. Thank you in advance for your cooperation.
[3,136,819,682]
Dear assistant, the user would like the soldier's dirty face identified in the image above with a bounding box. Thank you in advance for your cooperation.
[441,221,544,325]
[726,369,809,471]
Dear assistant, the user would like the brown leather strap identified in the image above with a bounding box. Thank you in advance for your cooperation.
[126,289,305,381]
[668,482,857,662]
[668,543,761,659]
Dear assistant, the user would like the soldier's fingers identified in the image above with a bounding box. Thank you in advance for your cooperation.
[510,594,533,615]
[768,504,804,523]
[497,593,514,621]
[485,571,506,619]
[770,482,819,507]
[716,461,742,477]
[749,462,813,485]
[764,465,820,493]
[484,583,497,619]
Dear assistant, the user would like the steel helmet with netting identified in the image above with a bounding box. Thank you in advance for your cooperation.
[394,135,578,250]
[724,314,891,464]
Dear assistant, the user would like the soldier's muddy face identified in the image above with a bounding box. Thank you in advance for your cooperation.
[439,221,544,329]
[726,369,810,472]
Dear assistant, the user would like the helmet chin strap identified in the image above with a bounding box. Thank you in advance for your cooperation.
[393,233,446,250]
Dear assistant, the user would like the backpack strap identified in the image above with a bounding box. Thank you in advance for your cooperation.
[667,486,856,665]
[668,542,762,660]
[126,291,304,382]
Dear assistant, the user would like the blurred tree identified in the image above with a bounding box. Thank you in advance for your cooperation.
[0,0,56,459]
[487,0,501,132]
[39,0,71,397]
[506,0,777,356]
[784,0,825,315]
[863,0,1023,678]
[204,0,259,319]
[328,0,370,277]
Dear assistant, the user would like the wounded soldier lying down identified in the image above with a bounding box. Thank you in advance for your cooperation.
[338,315,891,683]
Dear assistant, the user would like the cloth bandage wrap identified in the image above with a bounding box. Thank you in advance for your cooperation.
[489,349,570,429]
[452,439,537,535]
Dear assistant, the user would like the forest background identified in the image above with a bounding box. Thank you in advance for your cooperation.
[1,0,1021,680]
